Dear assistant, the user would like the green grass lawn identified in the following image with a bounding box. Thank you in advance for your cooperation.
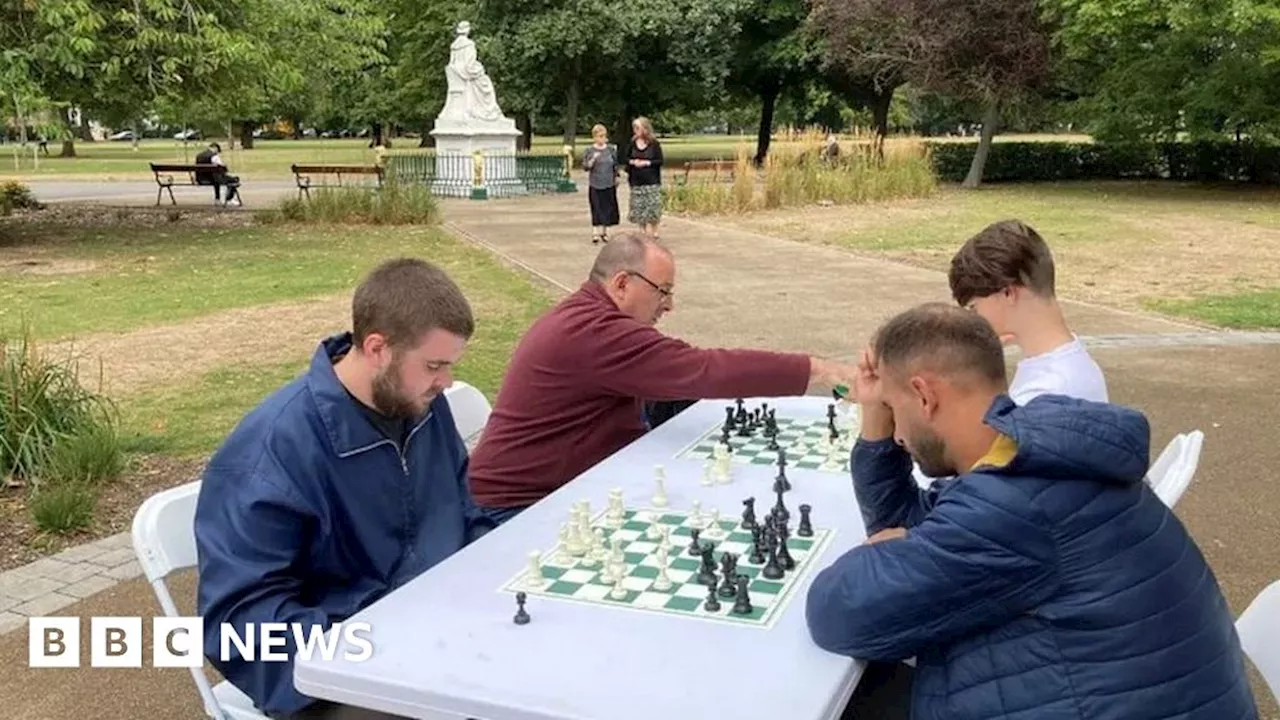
[2,220,557,456]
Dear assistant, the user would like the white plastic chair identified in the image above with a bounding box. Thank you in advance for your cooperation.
[131,481,269,720]
[445,381,491,447]
[1237,578,1280,703]
[1146,430,1204,508]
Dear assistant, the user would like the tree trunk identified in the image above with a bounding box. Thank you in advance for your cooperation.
[238,121,255,150]
[59,108,76,157]
[515,114,532,150]
[12,93,27,146]
[962,100,1000,189]
[755,82,780,166]
[563,56,582,147]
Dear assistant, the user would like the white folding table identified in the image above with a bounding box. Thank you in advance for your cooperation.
[294,395,871,720]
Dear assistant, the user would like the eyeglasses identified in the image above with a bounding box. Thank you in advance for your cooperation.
[627,271,673,298]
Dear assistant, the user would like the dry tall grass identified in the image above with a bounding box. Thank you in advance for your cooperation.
[663,130,938,215]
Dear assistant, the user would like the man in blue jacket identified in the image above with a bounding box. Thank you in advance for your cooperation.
[807,303,1257,720]
[195,258,496,719]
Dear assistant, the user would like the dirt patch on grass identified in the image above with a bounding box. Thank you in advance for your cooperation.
[0,454,203,572]
[60,295,351,398]
[0,257,98,276]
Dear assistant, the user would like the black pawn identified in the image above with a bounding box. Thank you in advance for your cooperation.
[719,564,738,598]
[749,526,766,564]
[772,488,789,523]
[704,582,722,612]
[513,591,530,625]
[798,504,814,537]
[777,528,796,571]
[698,545,718,586]
[732,575,753,615]
[762,535,784,580]
[687,528,703,556]
[741,497,757,530]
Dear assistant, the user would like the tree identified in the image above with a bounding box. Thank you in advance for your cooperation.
[807,0,908,144]
[726,0,820,163]
[1042,0,1280,143]
[807,0,1052,186]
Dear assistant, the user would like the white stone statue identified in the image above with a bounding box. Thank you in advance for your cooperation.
[442,21,505,124]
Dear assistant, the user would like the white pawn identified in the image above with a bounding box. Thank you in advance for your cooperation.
[689,500,703,528]
[705,508,724,540]
[652,550,673,591]
[653,475,668,507]
[610,575,628,599]
[701,462,714,487]
[525,550,547,588]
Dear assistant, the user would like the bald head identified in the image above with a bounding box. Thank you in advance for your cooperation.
[590,233,675,325]
[874,303,1007,392]
[589,233,671,282]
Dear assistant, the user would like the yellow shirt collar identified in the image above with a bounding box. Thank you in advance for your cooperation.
[971,433,1018,471]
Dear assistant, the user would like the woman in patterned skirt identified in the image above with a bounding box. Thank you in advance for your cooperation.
[624,116,664,238]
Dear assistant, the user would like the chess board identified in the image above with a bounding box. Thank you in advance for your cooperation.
[675,414,858,474]
[500,506,834,629]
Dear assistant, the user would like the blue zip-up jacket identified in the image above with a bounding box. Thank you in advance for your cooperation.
[194,334,494,716]
[806,394,1257,720]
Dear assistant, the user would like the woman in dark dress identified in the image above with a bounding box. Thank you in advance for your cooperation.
[581,123,620,244]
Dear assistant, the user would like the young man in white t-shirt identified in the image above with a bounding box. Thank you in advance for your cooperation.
[948,219,1108,405]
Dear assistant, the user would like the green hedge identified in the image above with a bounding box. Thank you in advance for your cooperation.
[926,140,1280,185]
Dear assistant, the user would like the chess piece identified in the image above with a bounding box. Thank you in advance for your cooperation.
[525,550,547,587]
[689,500,703,527]
[719,554,739,597]
[513,591,530,624]
[653,560,673,591]
[741,497,757,530]
[724,405,736,430]
[731,575,753,615]
[776,522,795,571]
[772,487,789,523]
[762,537,785,580]
[701,462,713,486]
[798,504,814,537]
[749,526,766,564]
[652,466,668,507]
[687,528,704,556]
[610,575,627,599]
[698,546,718,586]
[704,582,722,612]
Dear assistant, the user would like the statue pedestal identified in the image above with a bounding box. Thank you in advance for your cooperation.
[429,118,523,199]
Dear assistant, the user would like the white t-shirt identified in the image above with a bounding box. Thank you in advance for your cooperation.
[1009,336,1108,405]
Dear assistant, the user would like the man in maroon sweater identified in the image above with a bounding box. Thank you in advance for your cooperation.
[467,233,858,523]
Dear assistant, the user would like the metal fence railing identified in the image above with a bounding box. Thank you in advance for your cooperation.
[385,150,575,199]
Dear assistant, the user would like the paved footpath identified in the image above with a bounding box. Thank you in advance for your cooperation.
[1,186,1276,718]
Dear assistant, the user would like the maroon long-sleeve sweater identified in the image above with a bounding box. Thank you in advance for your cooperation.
[467,281,812,509]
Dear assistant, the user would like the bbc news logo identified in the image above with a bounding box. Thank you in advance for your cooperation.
[28,617,373,668]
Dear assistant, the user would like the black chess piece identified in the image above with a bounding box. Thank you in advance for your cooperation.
[762,537,785,580]
[827,402,837,423]
[719,554,739,597]
[798,504,814,537]
[749,526,766,564]
[687,528,704,556]
[741,497,757,530]
[732,575,753,615]
[772,487,789,523]
[698,545,718,586]
[513,591,530,625]
[704,582,722,612]
[725,405,736,429]
[777,526,796,571]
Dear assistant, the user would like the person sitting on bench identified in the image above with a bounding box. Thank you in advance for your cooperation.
[195,142,242,206]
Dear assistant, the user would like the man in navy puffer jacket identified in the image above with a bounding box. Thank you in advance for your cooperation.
[807,303,1257,720]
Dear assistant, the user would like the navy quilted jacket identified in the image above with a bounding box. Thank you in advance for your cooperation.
[806,394,1258,720]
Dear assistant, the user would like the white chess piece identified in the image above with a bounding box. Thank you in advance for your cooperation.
[610,575,628,599]
[689,500,703,528]
[652,467,668,507]
[716,454,732,484]
[705,508,724,540]
[701,462,713,487]
[652,549,673,591]
[556,523,575,562]
[525,550,547,588]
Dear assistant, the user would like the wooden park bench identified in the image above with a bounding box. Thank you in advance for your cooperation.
[677,160,737,185]
[149,163,233,206]
[290,164,385,200]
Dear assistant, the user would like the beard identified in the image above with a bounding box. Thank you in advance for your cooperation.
[371,359,423,419]
[908,425,955,478]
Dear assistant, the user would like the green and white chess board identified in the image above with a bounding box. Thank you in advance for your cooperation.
[675,411,859,475]
[500,502,834,629]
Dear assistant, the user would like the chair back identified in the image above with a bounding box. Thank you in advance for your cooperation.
[131,481,230,719]
[1149,430,1205,508]
[1238,579,1280,703]
[445,381,492,447]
